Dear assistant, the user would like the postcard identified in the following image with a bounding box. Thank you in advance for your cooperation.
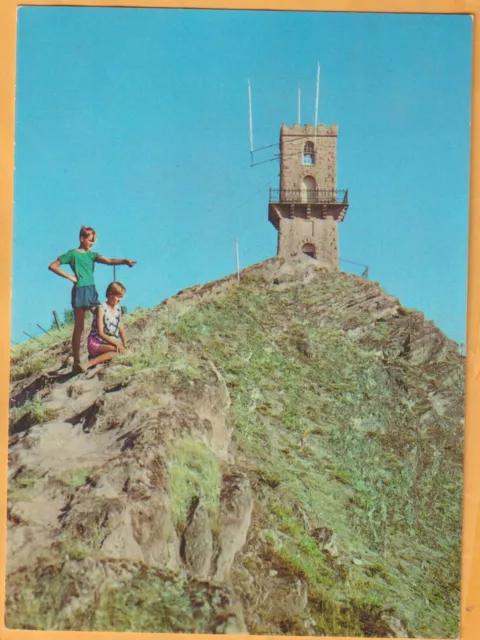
[4,5,474,638]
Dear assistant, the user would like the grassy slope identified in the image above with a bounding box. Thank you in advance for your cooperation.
[8,265,463,637]
[164,270,463,637]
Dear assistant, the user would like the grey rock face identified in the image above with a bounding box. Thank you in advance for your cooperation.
[183,498,213,580]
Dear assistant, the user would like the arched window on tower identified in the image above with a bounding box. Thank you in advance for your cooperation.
[301,176,317,203]
[303,141,315,165]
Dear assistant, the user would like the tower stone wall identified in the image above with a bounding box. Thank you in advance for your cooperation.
[280,123,338,193]
[268,121,348,269]
[277,216,338,269]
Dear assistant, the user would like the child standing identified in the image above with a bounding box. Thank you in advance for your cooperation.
[86,281,127,369]
[48,226,136,373]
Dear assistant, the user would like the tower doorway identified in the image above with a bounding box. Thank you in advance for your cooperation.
[302,242,316,258]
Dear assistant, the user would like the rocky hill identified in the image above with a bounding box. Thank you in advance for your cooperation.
[6,257,464,637]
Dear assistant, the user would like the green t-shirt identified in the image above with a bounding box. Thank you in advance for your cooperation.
[57,249,100,287]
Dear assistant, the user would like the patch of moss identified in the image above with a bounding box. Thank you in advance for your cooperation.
[8,469,38,502]
[59,468,94,489]
[168,439,221,527]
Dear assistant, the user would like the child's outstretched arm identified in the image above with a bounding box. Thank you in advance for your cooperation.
[95,256,136,267]
[48,259,77,283]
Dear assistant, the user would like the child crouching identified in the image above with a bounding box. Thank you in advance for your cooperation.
[86,281,127,369]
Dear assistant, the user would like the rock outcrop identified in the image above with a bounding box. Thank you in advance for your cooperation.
[7,257,464,637]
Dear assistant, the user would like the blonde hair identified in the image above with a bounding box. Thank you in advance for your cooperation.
[106,281,126,297]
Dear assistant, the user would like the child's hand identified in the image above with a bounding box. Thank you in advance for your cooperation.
[71,276,78,284]
[117,345,126,354]
[125,260,136,268]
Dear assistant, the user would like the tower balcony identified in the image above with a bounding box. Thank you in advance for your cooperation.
[268,187,349,230]
[269,188,348,205]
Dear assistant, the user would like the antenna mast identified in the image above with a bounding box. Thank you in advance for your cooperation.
[314,62,320,145]
[298,86,301,124]
[235,238,240,280]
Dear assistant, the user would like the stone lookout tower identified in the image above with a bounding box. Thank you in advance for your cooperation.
[268,123,349,269]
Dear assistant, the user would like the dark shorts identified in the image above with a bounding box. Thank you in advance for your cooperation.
[71,284,100,310]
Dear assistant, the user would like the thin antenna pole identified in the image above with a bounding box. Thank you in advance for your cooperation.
[314,62,320,141]
[235,239,240,280]
[248,80,254,165]
[113,265,116,281]
[298,87,301,124]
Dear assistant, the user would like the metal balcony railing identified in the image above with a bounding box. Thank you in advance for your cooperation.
[269,188,348,205]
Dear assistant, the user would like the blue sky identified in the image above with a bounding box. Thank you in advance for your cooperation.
[12,8,472,345]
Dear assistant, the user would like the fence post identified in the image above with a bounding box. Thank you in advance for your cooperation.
[52,311,61,330]
[235,239,240,280]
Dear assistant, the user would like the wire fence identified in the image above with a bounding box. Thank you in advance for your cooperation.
[340,258,369,279]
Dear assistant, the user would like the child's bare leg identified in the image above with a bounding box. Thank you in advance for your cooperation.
[72,309,86,366]
[86,344,117,369]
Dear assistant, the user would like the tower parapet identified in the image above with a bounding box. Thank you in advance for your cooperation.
[268,122,349,268]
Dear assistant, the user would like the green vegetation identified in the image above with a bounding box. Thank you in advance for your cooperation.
[168,439,222,528]
[46,307,75,330]
[6,560,238,633]
[164,273,463,637]
[10,396,60,429]
[8,469,38,502]
[8,266,463,637]
[60,468,95,489]
[10,346,62,381]
[11,355,52,382]
[10,325,71,379]
[102,311,207,390]
[8,466,93,507]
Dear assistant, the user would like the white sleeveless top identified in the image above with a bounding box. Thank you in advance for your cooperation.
[90,303,122,341]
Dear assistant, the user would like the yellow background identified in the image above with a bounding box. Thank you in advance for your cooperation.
[0,1,477,639]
